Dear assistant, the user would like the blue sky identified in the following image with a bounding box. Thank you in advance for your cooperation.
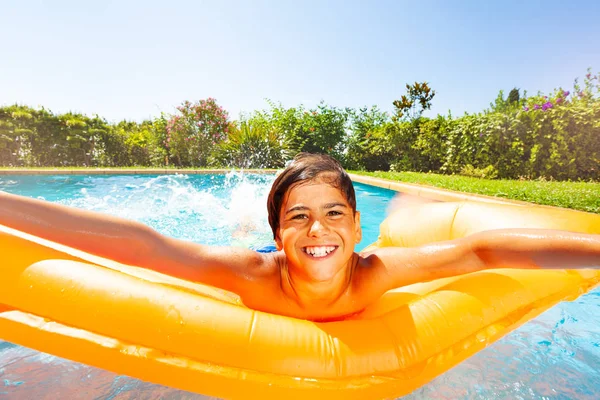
[2,0,599,123]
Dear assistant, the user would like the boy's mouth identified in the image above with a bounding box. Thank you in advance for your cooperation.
[302,246,338,258]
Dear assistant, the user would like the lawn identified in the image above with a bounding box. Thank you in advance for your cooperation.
[352,170,600,214]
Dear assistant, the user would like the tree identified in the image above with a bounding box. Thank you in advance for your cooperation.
[165,98,230,167]
[392,82,435,121]
[507,87,520,104]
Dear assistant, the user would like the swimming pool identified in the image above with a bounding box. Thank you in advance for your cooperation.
[1,173,599,399]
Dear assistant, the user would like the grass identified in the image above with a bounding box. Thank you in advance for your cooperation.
[351,170,600,214]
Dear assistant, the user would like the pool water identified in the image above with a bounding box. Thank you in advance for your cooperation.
[1,172,599,399]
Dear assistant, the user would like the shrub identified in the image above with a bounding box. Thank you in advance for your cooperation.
[459,164,499,179]
[212,120,294,168]
[165,98,229,167]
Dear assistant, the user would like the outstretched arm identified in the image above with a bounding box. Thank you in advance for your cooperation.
[361,229,600,294]
[0,191,276,296]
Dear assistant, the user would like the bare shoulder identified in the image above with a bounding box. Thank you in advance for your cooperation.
[351,247,421,297]
[148,234,284,296]
[350,249,392,296]
[229,249,289,310]
[355,247,413,274]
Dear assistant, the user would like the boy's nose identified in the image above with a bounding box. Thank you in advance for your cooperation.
[308,219,329,237]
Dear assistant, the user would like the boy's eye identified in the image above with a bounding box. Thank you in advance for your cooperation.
[291,214,307,220]
[327,210,343,216]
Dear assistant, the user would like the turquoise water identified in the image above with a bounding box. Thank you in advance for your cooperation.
[1,172,599,399]
[0,172,393,249]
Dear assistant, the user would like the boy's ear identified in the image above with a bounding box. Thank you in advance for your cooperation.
[354,211,362,243]
[275,232,283,251]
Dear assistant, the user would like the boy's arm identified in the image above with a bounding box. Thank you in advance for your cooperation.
[361,229,600,294]
[0,191,275,296]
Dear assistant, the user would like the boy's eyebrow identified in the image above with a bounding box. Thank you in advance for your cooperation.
[323,202,348,209]
[285,205,310,215]
[285,202,348,215]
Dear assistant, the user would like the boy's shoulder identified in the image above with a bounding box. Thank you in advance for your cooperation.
[351,248,407,297]
[252,247,286,281]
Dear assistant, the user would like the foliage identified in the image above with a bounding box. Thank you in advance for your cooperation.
[412,115,451,172]
[0,104,168,167]
[243,100,353,165]
[299,101,353,163]
[247,100,306,154]
[0,69,598,182]
[487,88,527,114]
[148,114,169,166]
[165,98,230,167]
[507,87,520,104]
[392,82,435,121]
[345,106,389,170]
[459,164,498,179]
[212,120,293,168]
[345,70,599,181]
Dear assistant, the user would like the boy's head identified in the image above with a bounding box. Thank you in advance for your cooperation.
[267,152,357,240]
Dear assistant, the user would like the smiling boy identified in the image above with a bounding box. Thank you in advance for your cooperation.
[1,152,600,321]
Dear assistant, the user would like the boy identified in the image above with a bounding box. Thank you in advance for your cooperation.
[1,152,599,321]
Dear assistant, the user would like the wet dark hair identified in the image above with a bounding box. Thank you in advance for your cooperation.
[267,152,356,240]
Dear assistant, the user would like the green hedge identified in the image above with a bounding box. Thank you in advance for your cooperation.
[1,71,598,181]
[347,72,600,181]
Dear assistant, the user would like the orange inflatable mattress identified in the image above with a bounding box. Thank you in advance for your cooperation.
[1,201,599,399]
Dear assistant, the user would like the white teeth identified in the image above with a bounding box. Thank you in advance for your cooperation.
[304,246,336,258]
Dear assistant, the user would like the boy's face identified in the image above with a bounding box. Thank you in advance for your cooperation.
[275,177,362,282]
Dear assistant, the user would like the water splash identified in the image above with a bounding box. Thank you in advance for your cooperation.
[54,172,276,249]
